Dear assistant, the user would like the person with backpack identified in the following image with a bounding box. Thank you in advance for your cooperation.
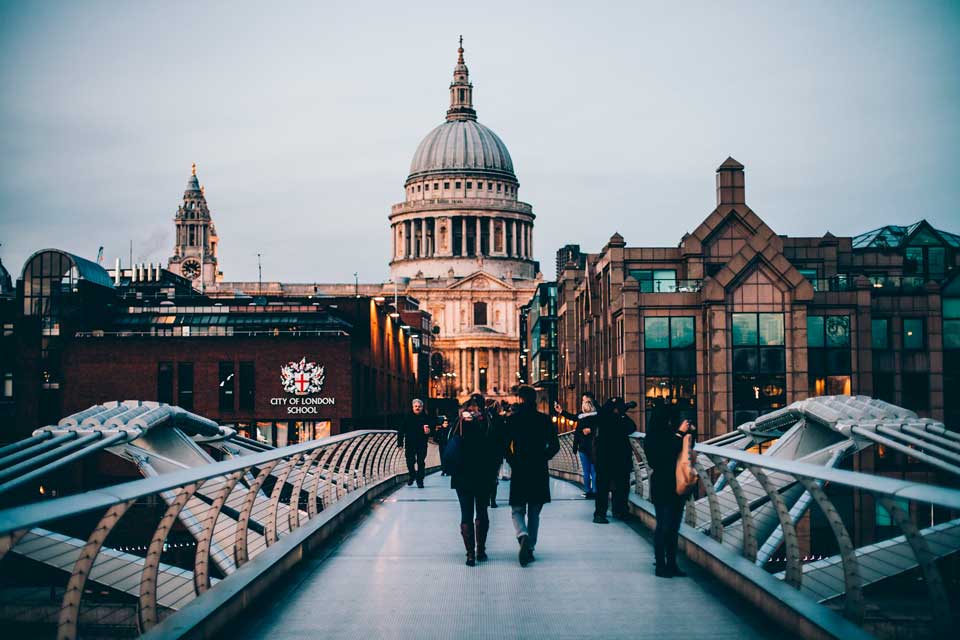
[592,397,637,523]
[504,385,560,566]
[644,401,696,577]
[448,394,498,566]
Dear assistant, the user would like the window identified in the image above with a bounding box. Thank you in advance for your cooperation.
[2,323,12,337]
[871,318,889,350]
[903,318,924,350]
[497,183,501,192]
[219,362,235,412]
[629,269,677,293]
[808,316,851,396]
[473,301,487,325]
[177,363,194,410]
[644,316,696,424]
[799,268,818,291]
[2,372,12,399]
[434,183,439,190]
[902,373,929,412]
[239,361,255,411]
[873,372,895,403]
[466,181,472,189]
[157,362,174,404]
[487,182,492,190]
[444,182,450,189]
[944,299,960,350]
[732,313,786,424]
[455,181,461,189]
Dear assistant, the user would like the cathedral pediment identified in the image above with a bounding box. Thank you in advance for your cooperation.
[446,271,514,291]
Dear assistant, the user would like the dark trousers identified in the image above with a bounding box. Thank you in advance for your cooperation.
[405,444,427,483]
[594,467,630,517]
[456,488,490,526]
[654,496,685,568]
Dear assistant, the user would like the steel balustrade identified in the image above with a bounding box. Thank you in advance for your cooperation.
[549,429,960,636]
[0,430,434,639]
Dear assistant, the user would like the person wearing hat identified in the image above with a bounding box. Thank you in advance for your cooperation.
[592,396,638,523]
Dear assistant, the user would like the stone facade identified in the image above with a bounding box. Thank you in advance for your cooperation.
[557,158,960,439]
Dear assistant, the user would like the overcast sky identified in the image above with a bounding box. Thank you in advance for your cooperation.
[1,1,958,283]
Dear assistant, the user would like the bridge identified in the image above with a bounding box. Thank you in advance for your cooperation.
[0,396,957,639]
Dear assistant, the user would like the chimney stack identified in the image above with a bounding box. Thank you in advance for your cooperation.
[716,157,745,206]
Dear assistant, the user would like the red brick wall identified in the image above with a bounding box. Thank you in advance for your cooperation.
[61,336,356,432]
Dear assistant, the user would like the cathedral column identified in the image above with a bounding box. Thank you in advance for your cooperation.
[404,220,411,258]
[511,220,518,257]
[527,224,533,258]
[519,222,526,258]
[500,219,507,256]
[488,218,495,255]
[420,219,426,257]
[462,217,467,256]
[459,349,466,393]
[475,217,481,256]
[498,349,506,393]
[472,348,479,393]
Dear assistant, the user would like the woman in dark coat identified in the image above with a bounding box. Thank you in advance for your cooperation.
[449,394,498,566]
[592,397,638,523]
[435,415,450,476]
[643,401,695,577]
[504,385,560,566]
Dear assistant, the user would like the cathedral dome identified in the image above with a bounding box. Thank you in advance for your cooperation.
[408,119,514,182]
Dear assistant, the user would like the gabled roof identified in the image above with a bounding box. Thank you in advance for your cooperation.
[852,220,960,249]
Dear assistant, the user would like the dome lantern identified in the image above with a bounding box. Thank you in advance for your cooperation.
[446,36,476,123]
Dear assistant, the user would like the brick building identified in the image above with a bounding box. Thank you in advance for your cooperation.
[557,158,960,439]
[5,249,427,443]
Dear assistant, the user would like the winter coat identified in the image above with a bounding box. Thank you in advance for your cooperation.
[593,410,637,473]
[505,406,560,506]
[644,424,687,504]
[572,412,598,462]
[396,411,432,450]
[450,413,499,494]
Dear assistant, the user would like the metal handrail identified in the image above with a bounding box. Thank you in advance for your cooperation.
[0,429,430,639]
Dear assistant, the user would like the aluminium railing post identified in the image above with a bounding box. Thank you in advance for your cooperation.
[290,446,327,530]
[139,481,203,632]
[797,475,864,624]
[877,496,951,635]
[194,471,243,595]
[708,454,758,562]
[748,465,801,588]
[0,529,28,564]
[235,461,278,567]
[267,454,303,546]
[57,499,136,640]
[694,459,723,542]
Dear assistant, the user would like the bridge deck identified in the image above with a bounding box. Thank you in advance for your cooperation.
[231,473,788,639]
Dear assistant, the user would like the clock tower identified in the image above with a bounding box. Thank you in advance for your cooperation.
[168,163,220,287]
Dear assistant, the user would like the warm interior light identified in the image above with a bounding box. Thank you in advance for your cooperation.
[374,296,386,302]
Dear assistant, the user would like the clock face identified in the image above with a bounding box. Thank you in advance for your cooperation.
[182,259,201,280]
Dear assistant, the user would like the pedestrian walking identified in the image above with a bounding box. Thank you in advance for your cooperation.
[592,397,637,523]
[644,402,695,577]
[449,395,499,566]
[396,398,432,488]
[554,392,598,498]
[504,385,560,566]
[435,415,451,475]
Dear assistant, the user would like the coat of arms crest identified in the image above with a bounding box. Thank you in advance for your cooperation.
[281,358,325,396]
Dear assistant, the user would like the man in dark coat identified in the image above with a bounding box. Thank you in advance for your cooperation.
[644,402,695,577]
[505,385,560,566]
[396,398,432,488]
[592,397,638,523]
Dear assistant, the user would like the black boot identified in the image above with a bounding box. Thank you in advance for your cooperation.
[460,523,476,566]
[475,518,489,561]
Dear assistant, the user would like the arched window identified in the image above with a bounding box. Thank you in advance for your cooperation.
[473,301,487,326]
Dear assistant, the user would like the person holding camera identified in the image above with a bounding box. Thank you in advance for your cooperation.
[592,397,638,523]
[505,385,560,566]
[644,400,695,577]
[435,415,450,476]
[449,394,498,566]
[396,398,432,488]
[554,391,599,498]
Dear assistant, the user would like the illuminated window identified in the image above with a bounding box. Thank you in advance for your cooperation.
[903,318,924,350]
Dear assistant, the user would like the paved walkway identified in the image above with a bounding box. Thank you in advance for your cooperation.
[232,473,789,639]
